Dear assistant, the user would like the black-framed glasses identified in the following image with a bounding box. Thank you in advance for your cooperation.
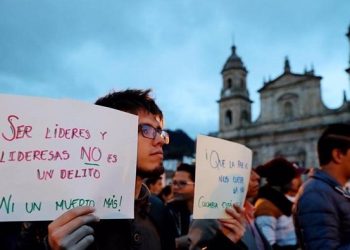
[171,180,194,189]
[138,124,170,144]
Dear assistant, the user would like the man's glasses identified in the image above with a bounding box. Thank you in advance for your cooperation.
[171,180,194,189]
[138,124,170,144]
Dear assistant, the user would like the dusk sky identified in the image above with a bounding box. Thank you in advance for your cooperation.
[1,0,349,139]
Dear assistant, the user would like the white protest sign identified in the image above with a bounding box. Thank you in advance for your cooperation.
[193,135,252,219]
[0,94,137,221]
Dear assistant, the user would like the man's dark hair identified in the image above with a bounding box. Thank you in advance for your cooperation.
[145,176,162,188]
[95,89,163,118]
[160,185,172,196]
[176,163,196,182]
[318,123,350,165]
[95,89,165,178]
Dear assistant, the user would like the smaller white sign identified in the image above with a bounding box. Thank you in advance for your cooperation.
[193,135,252,219]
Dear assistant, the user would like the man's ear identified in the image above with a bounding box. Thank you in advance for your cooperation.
[331,148,344,164]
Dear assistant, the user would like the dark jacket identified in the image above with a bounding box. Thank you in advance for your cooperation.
[17,185,176,250]
[0,222,22,250]
[166,199,193,250]
[92,193,176,250]
[202,232,248,250]
[294,169,350,250]
[167,199,191,237]
[17,222,49,250]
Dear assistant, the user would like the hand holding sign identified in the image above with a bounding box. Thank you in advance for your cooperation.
[48,206,99,250]
[218,205,246,243]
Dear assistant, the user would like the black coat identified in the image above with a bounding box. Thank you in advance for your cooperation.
[167,199,191,237]
[91,194,176,250]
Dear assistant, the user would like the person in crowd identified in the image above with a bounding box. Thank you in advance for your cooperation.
[241,169,272,250]
[158,184,174,204]
[168,163,247,250]
[145,176,163,195]
[167,163,196,248]
[19,89,176,250]
[284,163,306,203]
[294,123,350,249]
[254,157,299,250]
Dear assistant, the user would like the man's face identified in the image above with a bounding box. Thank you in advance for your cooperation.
[172,171,195,202]
[136,110,165,178]
[246,170,260,199]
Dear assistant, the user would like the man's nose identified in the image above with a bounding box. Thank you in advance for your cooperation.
[153,132,166,145]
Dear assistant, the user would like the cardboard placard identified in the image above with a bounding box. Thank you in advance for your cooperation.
[193,135,252,219]
[0,94,137,221]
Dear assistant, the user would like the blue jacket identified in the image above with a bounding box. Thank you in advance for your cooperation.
[294,169,350,250]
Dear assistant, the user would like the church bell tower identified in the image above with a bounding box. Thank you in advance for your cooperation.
[218,45,252,132]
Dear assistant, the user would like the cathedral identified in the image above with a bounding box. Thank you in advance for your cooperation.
[217,26,350,168]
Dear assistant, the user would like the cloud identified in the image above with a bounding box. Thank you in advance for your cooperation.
[1,0,349,139]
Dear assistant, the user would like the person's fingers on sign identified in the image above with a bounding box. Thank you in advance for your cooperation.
[48,206,100,250]
[218,205,246,243]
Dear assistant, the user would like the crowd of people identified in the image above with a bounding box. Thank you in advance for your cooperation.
[1,88,350,250]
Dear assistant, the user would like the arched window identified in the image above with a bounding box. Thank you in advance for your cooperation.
[225,110,232,126]
[284,101,293,118]
[227,78,232,89]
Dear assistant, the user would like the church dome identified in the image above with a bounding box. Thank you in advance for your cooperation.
[221,46,247,73]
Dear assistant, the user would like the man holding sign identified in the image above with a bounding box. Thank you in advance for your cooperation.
[16,89,247,250]
[20,89,176,250]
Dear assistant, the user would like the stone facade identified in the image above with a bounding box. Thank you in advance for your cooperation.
[218,26,350,168]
